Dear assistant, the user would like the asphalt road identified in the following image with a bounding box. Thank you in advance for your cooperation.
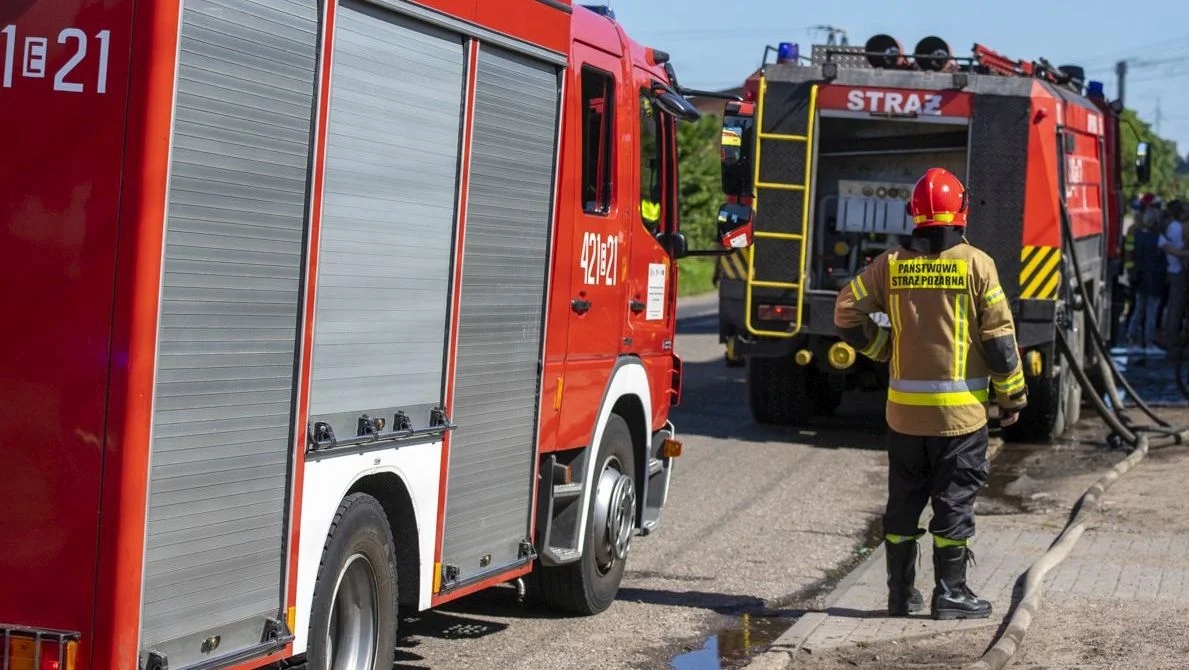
[395,294,894,670]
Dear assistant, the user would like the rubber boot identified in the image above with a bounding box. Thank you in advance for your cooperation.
[885,539,924,616]
[931,544,992,620]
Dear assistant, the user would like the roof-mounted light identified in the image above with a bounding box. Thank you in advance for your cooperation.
[777,42,798,64]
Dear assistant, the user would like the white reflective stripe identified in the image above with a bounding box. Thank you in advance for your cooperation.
[889,377,990,393]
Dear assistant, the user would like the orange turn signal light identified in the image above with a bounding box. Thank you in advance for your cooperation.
[661,438,683,458]
[7,636,78,670]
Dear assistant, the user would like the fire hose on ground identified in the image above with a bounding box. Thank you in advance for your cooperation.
[966,198,1189,670]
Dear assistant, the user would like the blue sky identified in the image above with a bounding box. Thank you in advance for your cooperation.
[609,0,1189,155]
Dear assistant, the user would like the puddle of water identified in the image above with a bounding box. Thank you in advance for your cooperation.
[1106,350,1189,407]
[668,613,794,670]
[667,517,886,669]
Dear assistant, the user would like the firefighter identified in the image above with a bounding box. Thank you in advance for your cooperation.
[833,167,1027,621]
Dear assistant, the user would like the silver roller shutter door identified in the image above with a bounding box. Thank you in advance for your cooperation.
[441,45,559,583]
[308,1,464,436]
[142,0,317,663]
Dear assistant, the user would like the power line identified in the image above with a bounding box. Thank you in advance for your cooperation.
[1127,69,1189,85]
[635,26,796,37]
[1071,32,1189,67]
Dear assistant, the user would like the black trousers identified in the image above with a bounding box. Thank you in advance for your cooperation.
[883,426,989,541]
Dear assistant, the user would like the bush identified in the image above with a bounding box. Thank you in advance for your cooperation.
[675,114,723,295]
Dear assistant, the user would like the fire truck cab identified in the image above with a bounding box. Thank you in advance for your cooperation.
[0,1,724,669]
[717,37,1139,442]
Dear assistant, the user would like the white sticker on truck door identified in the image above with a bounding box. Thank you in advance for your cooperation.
[646,263,666,320]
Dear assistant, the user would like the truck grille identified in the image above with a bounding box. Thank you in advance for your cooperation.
[1,625,79,670]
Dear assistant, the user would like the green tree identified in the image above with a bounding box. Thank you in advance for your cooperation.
[676,113,723,250]
[673,113,726,296]
[1118,109,1186,200]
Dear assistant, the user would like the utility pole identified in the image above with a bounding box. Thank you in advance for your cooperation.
[1115,60,1127,107]
[1155,97,1162,134]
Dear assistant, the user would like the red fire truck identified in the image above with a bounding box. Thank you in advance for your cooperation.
[0,2,741,668]
[716,36,1148,442]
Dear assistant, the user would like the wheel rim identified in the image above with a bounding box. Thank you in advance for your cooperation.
[592,455,635,574]
[324,553,378,670]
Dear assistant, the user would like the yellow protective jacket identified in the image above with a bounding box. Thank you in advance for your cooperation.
[834,239,1028,437]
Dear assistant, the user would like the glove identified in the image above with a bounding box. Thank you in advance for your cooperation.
[997,390,1027,427]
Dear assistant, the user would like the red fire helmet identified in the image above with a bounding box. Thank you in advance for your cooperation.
[907,167,969,228]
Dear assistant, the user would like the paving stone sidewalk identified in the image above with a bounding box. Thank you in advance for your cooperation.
[747,519,1189,665]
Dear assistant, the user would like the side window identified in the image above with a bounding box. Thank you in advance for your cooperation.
[638,94,664,234]
[581,67,614,215]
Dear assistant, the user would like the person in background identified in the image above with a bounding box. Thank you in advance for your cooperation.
[1127,205,1166,356]
[1161,201,1189,352]
[1119,216,1138,347]
[1120,194,1157,347]
[1155,199,1174,340]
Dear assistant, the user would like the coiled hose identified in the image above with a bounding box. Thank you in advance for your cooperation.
[967,194,1189,670]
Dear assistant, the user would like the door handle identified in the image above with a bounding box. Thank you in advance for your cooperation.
[571,298,592,315]
[630,299,645,313]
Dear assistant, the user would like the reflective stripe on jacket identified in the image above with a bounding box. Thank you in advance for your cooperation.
[834,239,1027,437]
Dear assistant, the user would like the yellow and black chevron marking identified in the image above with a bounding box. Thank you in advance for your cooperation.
[1019,245,1061,300]
[718,250,749,282]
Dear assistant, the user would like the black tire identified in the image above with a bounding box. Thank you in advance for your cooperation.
[811,368,843,416]
[539,414,637,615]
[308,493,398,670]
[1008,306,1085,442]
[747,353,813,425]
[1004,370,1065,443]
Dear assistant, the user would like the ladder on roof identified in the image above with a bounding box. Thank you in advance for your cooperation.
[744,77,818,338]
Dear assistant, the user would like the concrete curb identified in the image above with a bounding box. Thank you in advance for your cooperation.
[741,535,1002,669]
[739,545,890,669]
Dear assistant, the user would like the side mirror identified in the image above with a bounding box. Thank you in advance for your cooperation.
[721,123,753,197]
[655,231,689,259]
[670,203,755,259]
[717,203,754,249]
[1136,141,1152,185]
[650,83,701,122]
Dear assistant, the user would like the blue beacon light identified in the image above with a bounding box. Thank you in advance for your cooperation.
[777,42,798,64]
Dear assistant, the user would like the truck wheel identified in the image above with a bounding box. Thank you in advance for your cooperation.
[811,369,844,416]
[308,493,398,670]
[1005,367,1065,443]
[747,353,813,425]
[539,414,637,615]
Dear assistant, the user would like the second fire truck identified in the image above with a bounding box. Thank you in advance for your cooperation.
[716,36,1148,442]
[0,2,747,669]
